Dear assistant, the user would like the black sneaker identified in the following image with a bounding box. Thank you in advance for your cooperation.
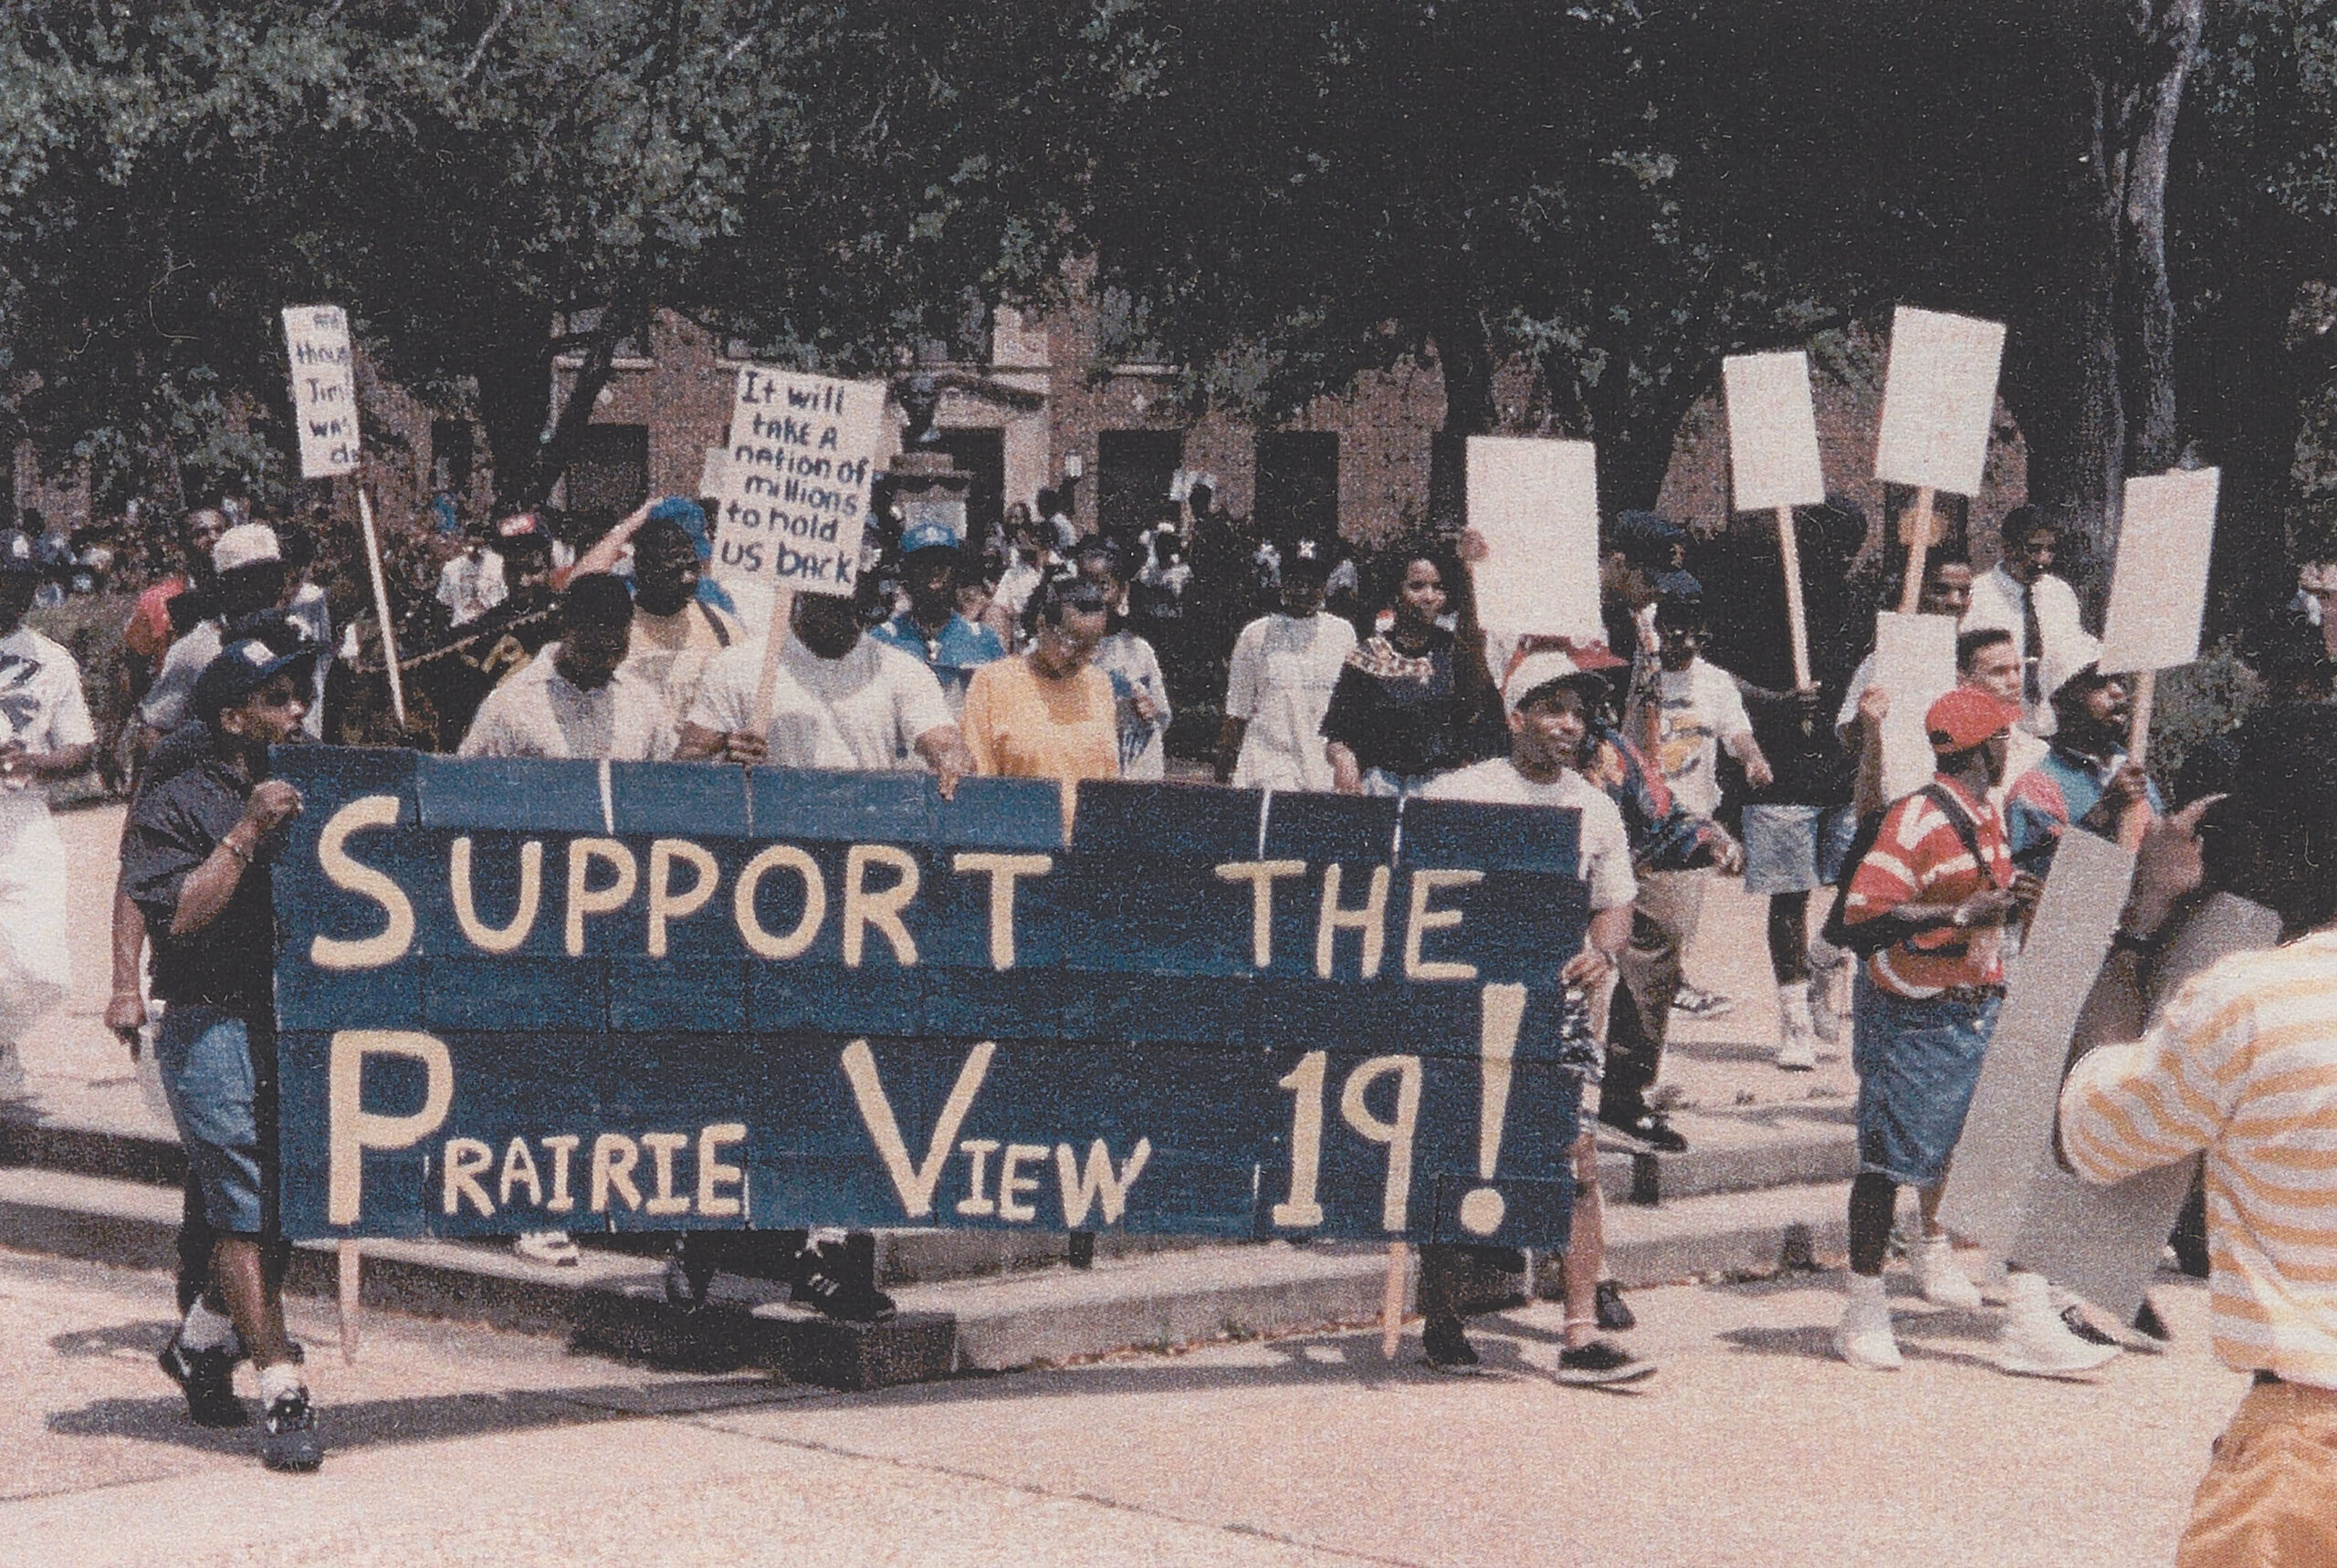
[2133,1299,2173,1343]
[2061,1305,2121,1348]
[1599,1105,1689,1153]
[160,1333,247,1428]
[1556,1338,1656,1385]
[663,1242,717,1312]
[794,1265,897,1324]
[259,1390,323,1472]
[1595,1280,1637,1333]
[1421,1321,1482,1375]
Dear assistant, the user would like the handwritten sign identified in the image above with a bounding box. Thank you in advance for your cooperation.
[1464,436,1602,641]
[1873,306,2006,497]
[709,368,887,598]
[282,307,361,479]
[2100,466,2221,675]
[269,750,1595,1248]
[1723,351,1827,512]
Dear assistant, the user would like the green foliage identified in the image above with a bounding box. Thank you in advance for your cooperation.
[2149,638,2265,795]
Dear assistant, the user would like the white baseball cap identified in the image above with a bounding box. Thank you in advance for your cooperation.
[213,523,282,574]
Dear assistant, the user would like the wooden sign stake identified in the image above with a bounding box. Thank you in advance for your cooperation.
[1380,1242,1407,1360]
[355,486,406,730]
[2118,670,2157,851]
[747,588,798,741]
[1773,505,1813,694]
[1896,486,1939,616]
[337,1240,362,1363]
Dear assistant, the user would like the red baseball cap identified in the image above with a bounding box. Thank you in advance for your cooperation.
[1926,687,2021,753]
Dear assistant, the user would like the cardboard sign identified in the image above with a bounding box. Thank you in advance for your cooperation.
[1464,436,1602,641]
[1937,830,2135,1254]
[1873,306,2006,497]
[1871,611,1960,803]
[282,307,361,479]
[709,368,887,598]
[2100,467,2221,674]
[1723,351,1827,512]
[269,750,1597,1248]
[697,444,731,499]
[2009,892,2282,1319]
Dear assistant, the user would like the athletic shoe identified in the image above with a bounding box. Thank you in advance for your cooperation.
[159,1333,247,1428]
[663,1243,716,1312]
[1999,1287,2119,1377]
[1598,1104,1689,1153]
[1834,1293,1902,1371]
[1912,1237,1983,1310]
[1808,947,1850,1043]
[1672,985,1735,1019]
[2132,1299,2173,1343]
[792,1245,897,1324]
[1422,1320,1482,1375]
[259,1389,324,1472]
[1776,983,1818,1071]
[1594,1280,1637,1333]
[1556,1338,1655,1385]
[514,1230,581,1267]
[2060,1305,2120,1347]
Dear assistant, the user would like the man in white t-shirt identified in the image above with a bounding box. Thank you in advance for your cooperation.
[458,574,672,766]
[0,531,95,1099]
[435,532,507,631]
[1215,536,1356,790]
[1411,649,1649,1386]
[677,591,969,791]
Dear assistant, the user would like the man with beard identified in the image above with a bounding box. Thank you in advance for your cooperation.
[868,517,1005,717]
[623,506,740,733]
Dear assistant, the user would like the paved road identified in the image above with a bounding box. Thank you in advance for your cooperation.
[0,1244,2237,1566]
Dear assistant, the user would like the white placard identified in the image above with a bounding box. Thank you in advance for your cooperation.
[1873,306,2006,497]
[1938,830,2136,1255]
[1723,351,1826,512]
[1871,611,1960,802]
[709,367,888,599]
[281,306,361,479]
[2099,466,2221,674]
[1464,436,1602,641]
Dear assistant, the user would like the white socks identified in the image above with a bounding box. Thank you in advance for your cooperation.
[180,1299,236,1353]
[1847,1270,1887,1307]
[257,1363,305,1407]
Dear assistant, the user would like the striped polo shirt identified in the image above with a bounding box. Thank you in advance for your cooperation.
[1842,776,2014,998]
[2060,931,2337,1389]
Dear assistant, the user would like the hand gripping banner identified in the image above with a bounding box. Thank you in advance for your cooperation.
[270,749,1593,1249]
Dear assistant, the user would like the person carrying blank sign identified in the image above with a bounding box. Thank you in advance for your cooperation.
[1412,650,1650,1385]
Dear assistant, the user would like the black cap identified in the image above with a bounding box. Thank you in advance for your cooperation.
[194,638,315,722]
[1283,535,1335,580]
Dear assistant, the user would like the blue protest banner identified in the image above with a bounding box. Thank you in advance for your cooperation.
[270,749,1593,1248]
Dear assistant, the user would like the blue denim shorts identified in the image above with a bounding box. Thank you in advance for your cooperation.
[1850,971,1999,1187]
[1742,803,1860,895]
[1361,768,1435,799]
[155,1005,267,1235]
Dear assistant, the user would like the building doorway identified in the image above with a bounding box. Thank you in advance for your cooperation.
[1098,429,1184,542]
[1255,431,1339,542]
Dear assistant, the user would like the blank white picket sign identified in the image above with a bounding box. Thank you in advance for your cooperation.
[1464,436,1602,641]
[1871,611,1959,804]
[698,444,731,498]
[1723,351,1826,512]
[2100,466,2221,675]
[1873,306,2006,497]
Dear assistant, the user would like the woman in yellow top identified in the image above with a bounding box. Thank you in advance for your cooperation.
[961,577,1120,789]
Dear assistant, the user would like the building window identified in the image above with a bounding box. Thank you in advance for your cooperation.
[429,420,475,500]
[1255,431,1339,541]
[1097,430,1185,539]
[562,424,650,523]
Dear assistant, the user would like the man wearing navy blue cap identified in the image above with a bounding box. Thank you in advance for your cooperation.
[122,637,323,1469]
[869,517,1005,716]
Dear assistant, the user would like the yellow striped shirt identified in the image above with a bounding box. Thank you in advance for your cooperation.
[2060,931,2337,1389]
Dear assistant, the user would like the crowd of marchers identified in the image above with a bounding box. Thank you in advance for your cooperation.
[2,476,2331,1566]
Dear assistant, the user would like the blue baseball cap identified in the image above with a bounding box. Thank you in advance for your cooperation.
[900,517,963,557]
[1608,508,1686,567]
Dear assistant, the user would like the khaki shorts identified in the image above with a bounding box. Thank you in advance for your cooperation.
[2179,1378,2337,1568]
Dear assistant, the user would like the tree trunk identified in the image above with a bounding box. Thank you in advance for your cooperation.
[1425,305,1497,533]
[473,298,557,512]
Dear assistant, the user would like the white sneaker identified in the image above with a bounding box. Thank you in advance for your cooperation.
[1834,1286,1902,1372]
[1913,1237,1983,1309]
[1776,984,1818,1071]
[514,1230,581,1267]
[1999,1277,2118,1376]
[1808,946,1850,1044]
